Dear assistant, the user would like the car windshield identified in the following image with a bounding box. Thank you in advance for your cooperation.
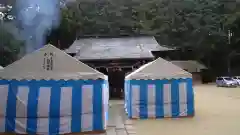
[224,77,232,81]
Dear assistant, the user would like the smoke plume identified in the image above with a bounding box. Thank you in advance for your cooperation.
[15,0,60,53]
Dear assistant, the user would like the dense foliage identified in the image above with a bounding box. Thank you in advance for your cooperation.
[0,24,23,66]
[51,0,239,48]
[1,0,240,74]
[46,0,240,74]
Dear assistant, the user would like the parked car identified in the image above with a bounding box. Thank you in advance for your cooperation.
[216,77,238,87]
[232,76,240,85]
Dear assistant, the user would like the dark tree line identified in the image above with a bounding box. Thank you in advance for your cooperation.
[46,0,240,74]
[1,0,240,75]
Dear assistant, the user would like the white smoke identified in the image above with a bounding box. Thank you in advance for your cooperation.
[15,0,60,53]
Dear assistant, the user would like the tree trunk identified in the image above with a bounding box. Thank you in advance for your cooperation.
[227,57,231,75]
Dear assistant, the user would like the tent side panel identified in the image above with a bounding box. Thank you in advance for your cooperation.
[124,78,194,119]
[102,80,109,130]
[124,80,131,115]
[0,79,9,133]
[0,79,108,134]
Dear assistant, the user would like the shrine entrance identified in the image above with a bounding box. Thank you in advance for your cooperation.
[91,59,150,99]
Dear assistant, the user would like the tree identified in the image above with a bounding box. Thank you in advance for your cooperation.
[0,24,23,66]
[47,7,78,49]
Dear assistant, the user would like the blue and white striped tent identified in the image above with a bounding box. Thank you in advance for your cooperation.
[125,57,194,119]
[0,44,109,134]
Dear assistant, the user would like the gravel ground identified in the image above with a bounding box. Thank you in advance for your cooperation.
[133,84,240,135]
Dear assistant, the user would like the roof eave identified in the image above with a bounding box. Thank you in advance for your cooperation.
[75,57,154,61]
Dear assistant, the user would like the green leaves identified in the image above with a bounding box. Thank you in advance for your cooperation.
[0,24,23,66]
[47,0,240,53]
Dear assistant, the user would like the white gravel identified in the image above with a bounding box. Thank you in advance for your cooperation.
[133,84,240,135]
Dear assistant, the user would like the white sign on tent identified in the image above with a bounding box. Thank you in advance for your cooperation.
[0,44,107,80]
[0,44,109,134]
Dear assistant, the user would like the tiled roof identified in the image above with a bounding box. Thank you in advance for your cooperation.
[65,36,174,60]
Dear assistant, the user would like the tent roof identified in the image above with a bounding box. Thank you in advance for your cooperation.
[0,66,3,69]
[0,44,106,80]
[125,57,192,80]
[65,36,174,60]
[171,60,207,72]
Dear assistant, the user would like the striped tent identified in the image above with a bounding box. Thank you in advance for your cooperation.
[125,57,194,119]
[0,44,109,134]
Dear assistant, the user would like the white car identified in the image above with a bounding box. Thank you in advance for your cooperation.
[232,76,240,85]
[216,77,238,87]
